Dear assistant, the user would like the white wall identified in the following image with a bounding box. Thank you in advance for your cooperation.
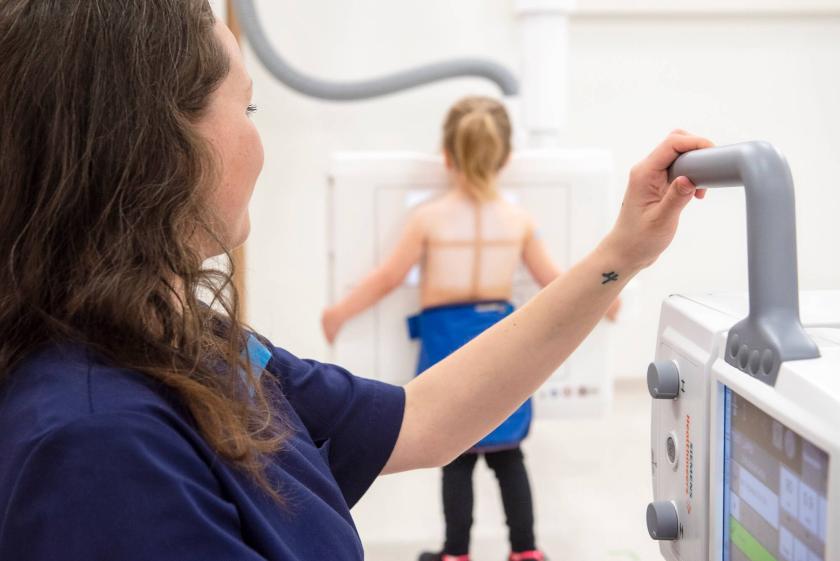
[242,0,840,381]
[208,0,225,21]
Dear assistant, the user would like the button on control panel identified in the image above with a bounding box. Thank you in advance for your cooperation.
[648,360,681,399]
[647,501,680,541]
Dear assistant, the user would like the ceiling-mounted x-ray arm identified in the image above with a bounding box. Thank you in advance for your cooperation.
[233,0,520,101]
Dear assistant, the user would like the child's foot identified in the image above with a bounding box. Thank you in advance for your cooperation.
[508,550,547,561]
[418,552,471,561]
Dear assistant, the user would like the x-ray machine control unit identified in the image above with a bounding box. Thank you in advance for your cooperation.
[647,141,838,561]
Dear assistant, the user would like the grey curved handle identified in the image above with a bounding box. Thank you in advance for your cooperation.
[233,0,520,101]
[668,141,819,384]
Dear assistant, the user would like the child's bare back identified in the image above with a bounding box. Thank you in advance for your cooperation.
[412,190,536,309]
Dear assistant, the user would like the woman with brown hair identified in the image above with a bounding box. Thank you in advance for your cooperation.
[0,1,708,560]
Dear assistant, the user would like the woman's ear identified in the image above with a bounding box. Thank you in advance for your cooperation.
[443,149,455,170]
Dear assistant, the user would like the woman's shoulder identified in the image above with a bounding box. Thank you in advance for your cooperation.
[0,344,218,516]
[0,347,250,561]
[0,343,191,442]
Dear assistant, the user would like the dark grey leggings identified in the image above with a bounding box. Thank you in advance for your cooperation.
[441,446,536,555]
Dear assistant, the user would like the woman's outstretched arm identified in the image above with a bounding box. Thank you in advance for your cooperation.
[522,222,622,321]
[383,131,711,473]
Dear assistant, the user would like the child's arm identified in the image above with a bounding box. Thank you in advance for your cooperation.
[322,212,425,344]
[522,227,563,288]
[522,221,621,320]
[383,131,711,473]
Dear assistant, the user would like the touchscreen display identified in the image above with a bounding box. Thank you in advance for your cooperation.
[723,388,829,561]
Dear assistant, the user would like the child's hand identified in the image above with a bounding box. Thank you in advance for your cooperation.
[605,297,622,322]
[321,307,345,345]
[604,130,713,271]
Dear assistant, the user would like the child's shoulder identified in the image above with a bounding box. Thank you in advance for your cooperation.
[405,191,455,221]
[416,190,455,208]
[493,196,537,224]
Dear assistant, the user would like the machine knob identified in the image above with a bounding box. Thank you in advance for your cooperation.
[646,501,680,541]
[647,360,680,399]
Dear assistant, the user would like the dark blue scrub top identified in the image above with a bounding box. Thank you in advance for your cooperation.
[0,337,405,560]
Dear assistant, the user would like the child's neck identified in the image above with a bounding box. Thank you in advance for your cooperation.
[451,181,500,203]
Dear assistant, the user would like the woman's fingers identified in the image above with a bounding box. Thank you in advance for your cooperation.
[646,132,715,172]
[321,311,336,345]
[653,176,698,221]
[608,131,714,271]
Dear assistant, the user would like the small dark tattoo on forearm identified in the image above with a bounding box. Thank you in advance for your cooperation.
[602,272,619,284]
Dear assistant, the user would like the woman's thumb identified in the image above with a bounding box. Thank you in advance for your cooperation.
[658,176,696,217]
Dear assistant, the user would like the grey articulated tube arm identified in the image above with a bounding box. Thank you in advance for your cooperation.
[668,141,819,384]
[233,0,520,101]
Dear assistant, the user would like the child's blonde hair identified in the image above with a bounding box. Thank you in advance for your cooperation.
[443,96,512,201]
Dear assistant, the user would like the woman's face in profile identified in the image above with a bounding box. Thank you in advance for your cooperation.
[196,21,265,257]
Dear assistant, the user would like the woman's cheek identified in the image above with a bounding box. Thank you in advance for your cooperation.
[246,121,264,180]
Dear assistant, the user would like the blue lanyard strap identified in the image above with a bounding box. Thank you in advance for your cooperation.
[240,334,272,396]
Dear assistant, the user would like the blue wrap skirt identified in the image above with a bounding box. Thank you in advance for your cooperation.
[407,300,532,452]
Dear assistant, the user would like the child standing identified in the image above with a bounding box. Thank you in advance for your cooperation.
[322,96,619,561]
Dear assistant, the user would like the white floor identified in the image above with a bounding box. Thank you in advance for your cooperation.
[357,380,662,561]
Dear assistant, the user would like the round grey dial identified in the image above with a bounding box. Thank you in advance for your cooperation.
[647,360,681,399]
[646,501,680,541]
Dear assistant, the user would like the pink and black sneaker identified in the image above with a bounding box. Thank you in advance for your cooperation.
[417,553,471,561]
[508,550,547,561]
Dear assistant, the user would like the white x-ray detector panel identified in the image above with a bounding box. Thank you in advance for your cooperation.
[327,149,615,418]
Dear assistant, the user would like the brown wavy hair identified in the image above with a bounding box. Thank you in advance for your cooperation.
[443,96,512,200]
[0,0,287,499]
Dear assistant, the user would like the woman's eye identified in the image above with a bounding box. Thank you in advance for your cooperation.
[247,103,258,117]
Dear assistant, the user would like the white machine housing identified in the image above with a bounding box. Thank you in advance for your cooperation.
[327,148,615,418]
[650,291,839,561]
